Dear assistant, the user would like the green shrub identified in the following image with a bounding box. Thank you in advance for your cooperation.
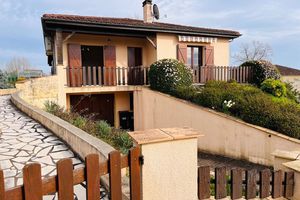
[96,120,112,138]
[44,102,133,154]
[260,79,287,97]
[44,101,60,114]
[149,59,193,93]
[71,116,87,129]
[241,60,281,86]
[167,81,300,139]
[285,82,300,103]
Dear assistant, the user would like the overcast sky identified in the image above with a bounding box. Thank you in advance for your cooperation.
[0,0,300,73]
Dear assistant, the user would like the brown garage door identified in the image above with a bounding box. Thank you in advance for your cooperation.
[70,94,114,126]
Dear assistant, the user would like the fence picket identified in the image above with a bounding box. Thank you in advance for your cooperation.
[83,66,87,86]
[0,169,5,200]
[109,151,122,200]
[98,66,102,86]
[85,154,100,200]
[231,168,243,199]
[272,170,283,198]
[23,163,42,200]
[284,171,294,197]
[93,66,97,85]
[198,166,210,200]
[260,169,271,198]
[129,146,141,200]
[246,169,257,199]
[57,159,74,200]
[87,66,92,86]
[215,167,226,199]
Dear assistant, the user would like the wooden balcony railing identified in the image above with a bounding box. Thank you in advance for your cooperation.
[66,66,150,87]
[66,65,253,87]
[191,65,253,84]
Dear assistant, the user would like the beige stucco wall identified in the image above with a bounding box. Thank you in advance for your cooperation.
[114,92,131,128]
[15,76,59,109]
[156,33,230,66]
[141,138,198,200]
[282,75,300,91]
[134,88,300,166]
[62,33,156,67]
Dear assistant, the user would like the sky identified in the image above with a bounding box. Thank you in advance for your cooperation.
[0,0,300,73]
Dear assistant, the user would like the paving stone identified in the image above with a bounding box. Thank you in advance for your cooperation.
[0,96,83,190]
[0,160,12,169]
[0,155,13,160]
[50,151,74,160]
[16,151,30,157]
[13,155,32,163]
[12,162,24,170]
[32,156,54,166]
[36,146,52,157]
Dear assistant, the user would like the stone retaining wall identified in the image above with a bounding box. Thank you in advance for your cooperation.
[15,76,59,109]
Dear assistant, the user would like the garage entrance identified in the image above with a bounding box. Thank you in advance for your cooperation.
[70,94,114,126]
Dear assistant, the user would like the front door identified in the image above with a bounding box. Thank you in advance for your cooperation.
[187,46,203,83]
[70,94,115,126]
[128,47,143,85]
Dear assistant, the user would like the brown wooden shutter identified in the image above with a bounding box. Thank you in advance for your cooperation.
[204,46,215,81]
[205,46,214,66]
[68,44,82,87]
[104,46,116,86]
[177,44,187,64]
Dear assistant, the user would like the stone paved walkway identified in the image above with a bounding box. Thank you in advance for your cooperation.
[0,96,108,199]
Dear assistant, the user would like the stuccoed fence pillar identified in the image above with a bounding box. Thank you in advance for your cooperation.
[129,127,202,200]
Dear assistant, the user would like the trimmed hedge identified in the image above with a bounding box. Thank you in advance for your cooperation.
[149,59,193,93]
[241,60,281,86]
[170,81,300,139]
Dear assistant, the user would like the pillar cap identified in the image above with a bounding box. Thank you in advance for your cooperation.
[129,127,203,145]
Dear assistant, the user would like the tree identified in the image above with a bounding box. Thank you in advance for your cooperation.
[5,57,32,74]
[233,41,273,64]
[0,69,9,89]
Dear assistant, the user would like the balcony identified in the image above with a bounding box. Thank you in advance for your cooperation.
[66,66,150,87]
[66,65,253,87]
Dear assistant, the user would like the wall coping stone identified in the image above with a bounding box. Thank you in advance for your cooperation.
[129,127,203,145]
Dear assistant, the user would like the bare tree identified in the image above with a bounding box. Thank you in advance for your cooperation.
[5,57,32,74]
[233,41,273,64]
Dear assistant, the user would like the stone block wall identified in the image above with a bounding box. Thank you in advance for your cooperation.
[16,76,59,109]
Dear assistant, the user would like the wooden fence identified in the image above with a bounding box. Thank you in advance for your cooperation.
[0,147,141,200]
[66,66,150,87]
[192,66,253,84]
[198,166,294,199]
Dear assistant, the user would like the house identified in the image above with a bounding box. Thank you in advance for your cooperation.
[276,65,300,90]
[41,0,240,129]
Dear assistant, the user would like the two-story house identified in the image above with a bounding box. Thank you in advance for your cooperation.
[41,0,241,129]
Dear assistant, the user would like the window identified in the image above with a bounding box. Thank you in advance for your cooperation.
[187,46,203,67]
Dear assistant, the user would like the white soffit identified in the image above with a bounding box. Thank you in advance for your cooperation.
[178,35,218,43]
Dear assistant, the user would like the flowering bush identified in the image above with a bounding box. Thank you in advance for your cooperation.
[149,59,193,93]
[241,60,281,86]
[260,79,287,97]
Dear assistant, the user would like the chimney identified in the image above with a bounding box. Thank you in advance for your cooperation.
[143,0,153,23]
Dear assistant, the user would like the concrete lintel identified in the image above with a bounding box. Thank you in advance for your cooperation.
[129,127,203,145]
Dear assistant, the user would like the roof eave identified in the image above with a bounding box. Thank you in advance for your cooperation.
[42,18,241,39]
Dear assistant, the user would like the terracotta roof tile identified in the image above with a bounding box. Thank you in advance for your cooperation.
[276,65,300,76]
[42,14,241,38]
